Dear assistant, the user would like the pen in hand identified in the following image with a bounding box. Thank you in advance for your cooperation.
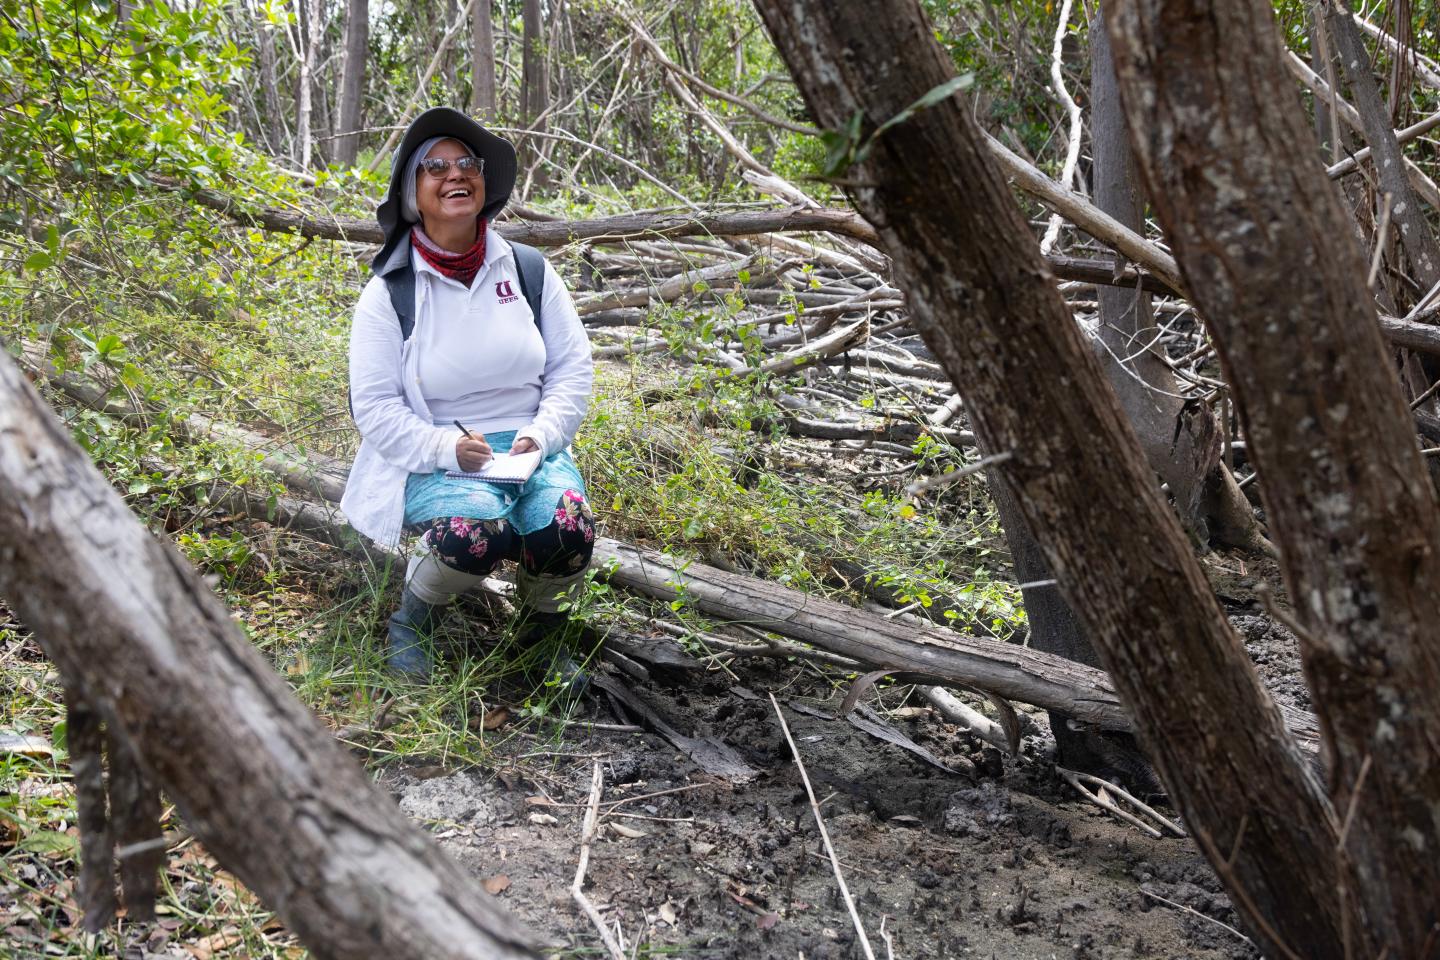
[452,420,493,471]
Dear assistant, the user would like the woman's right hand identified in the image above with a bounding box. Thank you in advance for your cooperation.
[456,435,493,471]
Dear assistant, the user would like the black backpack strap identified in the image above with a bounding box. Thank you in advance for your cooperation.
[385,262,417,341]
[381,243,543,342]
[356,243,545,419]
[510,241,547,330]
[351,262,414,420]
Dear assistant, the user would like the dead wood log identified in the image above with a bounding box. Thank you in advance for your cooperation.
[180,184,881,247]
[749,413,975,447]
[174,178,1161,290]
[1046,254,1175,295]
[0,351,539,958]
[574,254,767,316]
[106,728,162,921]
[820,348,946,382]
[65,682,116,931]
[1377,313,1440,355]
[1324,108,1440,182]
[27,359,1323,758]
[982,133,1188,295]
[590,538,1321,752]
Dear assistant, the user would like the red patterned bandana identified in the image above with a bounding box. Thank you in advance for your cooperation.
[411,219,488,287]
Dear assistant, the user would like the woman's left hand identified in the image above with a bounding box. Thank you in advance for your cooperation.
[510,437,539,455]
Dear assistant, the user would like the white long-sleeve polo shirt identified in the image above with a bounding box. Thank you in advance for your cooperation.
[341,227,593,547]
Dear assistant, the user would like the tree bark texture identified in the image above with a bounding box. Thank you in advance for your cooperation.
[981,478,1158,786]
[749,1,1354,954]
[1090,8,1225,535]
[597,540,1210,739]
[1324,0,1440,295]
[294,0,322,170]
[254,16,287,158]
[106,727,162,921]
[0,352,540,960]
[66,682,116,931]
[520,0,547,130]
[1105,0,1440,954]
[333,0,368,168]
[470,0,497,120]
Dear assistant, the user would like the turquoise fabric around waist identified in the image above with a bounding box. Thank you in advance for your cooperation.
[402,430,587,535]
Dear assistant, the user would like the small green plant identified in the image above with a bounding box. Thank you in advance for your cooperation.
[554,560,622,625]
[177,530,255,587]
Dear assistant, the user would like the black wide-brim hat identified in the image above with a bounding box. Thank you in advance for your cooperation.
[375,106,517,247]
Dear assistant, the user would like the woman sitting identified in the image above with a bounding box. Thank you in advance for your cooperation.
[342,107,595,694]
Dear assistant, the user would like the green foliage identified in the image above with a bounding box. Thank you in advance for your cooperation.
[0,0,247,198]
[921,0,1072,160]
[577,366,1019,637]
[177,529,256,587]
[818,73,975,178]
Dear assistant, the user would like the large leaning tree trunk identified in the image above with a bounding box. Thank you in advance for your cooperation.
[996,3,1265,788]
[0,351,540,960]
[749,0,1364,955]
[1106,0,1440,954]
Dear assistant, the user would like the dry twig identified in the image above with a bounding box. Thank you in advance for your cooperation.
[572,761,625,960]
[769,693,877,960]
[1140,888,1254,947]
[1056,766,1185,839]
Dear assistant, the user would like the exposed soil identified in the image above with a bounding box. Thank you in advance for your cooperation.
[0,546,1306,959]
[377,551,1299,959]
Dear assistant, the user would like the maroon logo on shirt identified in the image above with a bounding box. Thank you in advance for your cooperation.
[495,279,519,304]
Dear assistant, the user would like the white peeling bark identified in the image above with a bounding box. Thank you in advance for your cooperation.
[0,349,539,960]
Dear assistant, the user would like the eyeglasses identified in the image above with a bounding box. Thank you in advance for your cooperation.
[418,156,484,179]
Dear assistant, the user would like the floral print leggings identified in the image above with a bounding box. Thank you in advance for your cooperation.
[420,489,596,577]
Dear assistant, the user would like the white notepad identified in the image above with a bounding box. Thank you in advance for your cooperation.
[444,450,543,486]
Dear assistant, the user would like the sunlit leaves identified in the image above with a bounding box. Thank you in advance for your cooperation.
[0,0,247,195]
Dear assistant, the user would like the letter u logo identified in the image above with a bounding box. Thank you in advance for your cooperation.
[495,280,515,299]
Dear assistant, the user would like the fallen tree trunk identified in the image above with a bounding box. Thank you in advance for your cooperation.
[183,186,881,246]
[748,413,975,446]
[181,191,1440,360]
[24,356,1323,754]
[180,180,1189,294]
[590,537,1320,751]
[0,350,539,959]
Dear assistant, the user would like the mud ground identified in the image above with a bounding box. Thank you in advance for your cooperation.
[379,554,1300,959]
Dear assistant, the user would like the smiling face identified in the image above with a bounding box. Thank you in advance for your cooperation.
[414,138,486,235]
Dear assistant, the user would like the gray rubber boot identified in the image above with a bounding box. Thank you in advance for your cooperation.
[514,566,591,701]
[386,586,440,680]
[514,609,590,702]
